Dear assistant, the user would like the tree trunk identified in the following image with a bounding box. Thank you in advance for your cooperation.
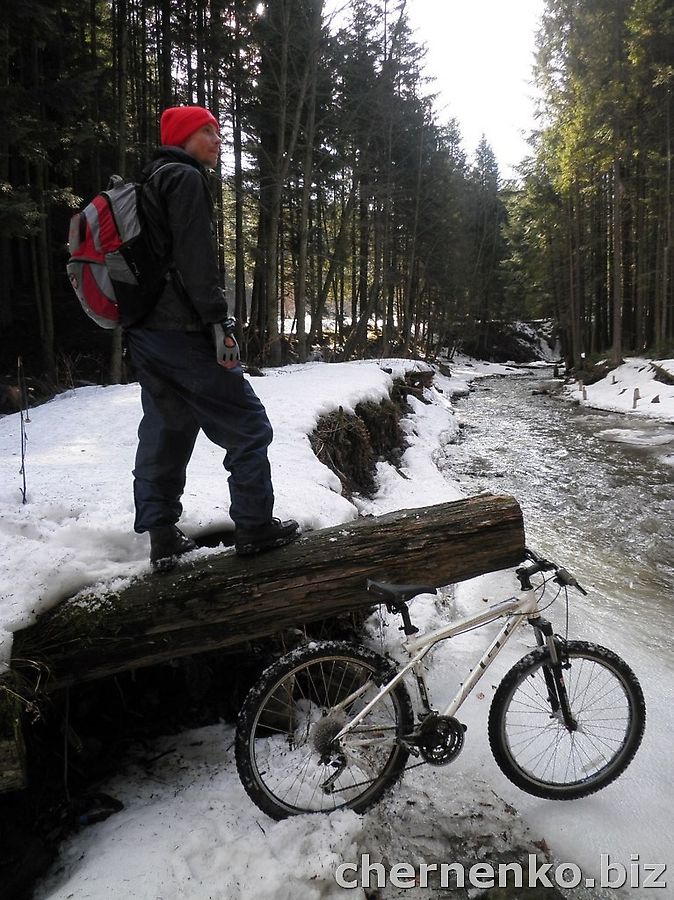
[357,181,369,320]
[232,0,246,328]
[28,34,56,384]
[108,0,129,385]
[34,187,56,384]
[3,494,525,794]
[159,0,173,107]
[196,0,206,106]
[0,21,10,326]
[343,202,382,359]
[309,183,357,344]
[662,81,672,347]
[295,16,320,362]
[611,156,624,365]
[566,193,581,369]
[401,128,424,355]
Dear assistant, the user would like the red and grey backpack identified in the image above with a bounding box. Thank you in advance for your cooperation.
[66,164,179,329]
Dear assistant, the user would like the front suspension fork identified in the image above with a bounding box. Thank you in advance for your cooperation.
[531,617,578,731]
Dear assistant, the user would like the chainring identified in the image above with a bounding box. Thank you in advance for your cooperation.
[417,714,465,766]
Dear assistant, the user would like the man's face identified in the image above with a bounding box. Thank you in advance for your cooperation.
[183,123,221,169]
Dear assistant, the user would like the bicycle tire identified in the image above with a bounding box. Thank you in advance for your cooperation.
[235,641,414,819]
[488,640,645,800]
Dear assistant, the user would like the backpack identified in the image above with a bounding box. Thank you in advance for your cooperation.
[66,163,180,329]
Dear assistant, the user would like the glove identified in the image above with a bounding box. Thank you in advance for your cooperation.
[212,318,240,369]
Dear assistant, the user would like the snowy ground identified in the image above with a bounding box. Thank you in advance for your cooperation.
[566,358,674,421]
[0,358,451,671]
[1,354,672,898]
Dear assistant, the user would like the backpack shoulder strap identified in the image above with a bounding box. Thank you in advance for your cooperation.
[140,161,196,185]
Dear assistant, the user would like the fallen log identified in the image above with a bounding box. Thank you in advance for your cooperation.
[2,494,524,791]
[12,494,524,690]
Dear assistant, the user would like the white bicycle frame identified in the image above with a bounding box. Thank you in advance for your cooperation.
[334,588,542,744]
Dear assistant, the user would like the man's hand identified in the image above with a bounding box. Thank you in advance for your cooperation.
[212,319,240,369]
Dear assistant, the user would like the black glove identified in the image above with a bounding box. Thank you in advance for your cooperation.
[212,318,240,368]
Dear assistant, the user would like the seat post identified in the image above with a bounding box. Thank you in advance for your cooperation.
[394,602,419,636]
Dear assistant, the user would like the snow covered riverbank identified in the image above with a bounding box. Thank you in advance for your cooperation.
[565,357,674,423]
[2,354,672,898]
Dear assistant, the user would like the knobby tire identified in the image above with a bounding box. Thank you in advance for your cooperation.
[235,641,414,820]
[488,640,645,799]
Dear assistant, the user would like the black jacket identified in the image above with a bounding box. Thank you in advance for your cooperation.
[136,146,228,330]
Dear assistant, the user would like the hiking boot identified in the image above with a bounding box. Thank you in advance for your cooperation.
[150,525,197,572]
[235,518,300,556]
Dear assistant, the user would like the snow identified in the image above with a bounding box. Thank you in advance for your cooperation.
[1,354,672,898]
[563,356,674,469]
[566,357,674,420]
[0,359,429,669]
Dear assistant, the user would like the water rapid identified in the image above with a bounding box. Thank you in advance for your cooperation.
[439,371,674,655]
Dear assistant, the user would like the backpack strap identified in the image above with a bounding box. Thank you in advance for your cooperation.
[140,161,189,184]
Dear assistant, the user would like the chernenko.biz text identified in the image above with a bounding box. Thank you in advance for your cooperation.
[334,853,667,890]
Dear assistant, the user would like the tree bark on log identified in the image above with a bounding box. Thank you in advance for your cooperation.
[11,495,524,693]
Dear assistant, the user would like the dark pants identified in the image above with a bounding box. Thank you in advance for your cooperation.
[126,328,274,533]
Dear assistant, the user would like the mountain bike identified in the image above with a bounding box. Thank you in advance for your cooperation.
[235,549,646,820]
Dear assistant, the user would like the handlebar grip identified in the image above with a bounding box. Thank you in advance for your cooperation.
[555,567,588,595]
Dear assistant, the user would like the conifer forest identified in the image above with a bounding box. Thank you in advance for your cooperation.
[1,0,673,387]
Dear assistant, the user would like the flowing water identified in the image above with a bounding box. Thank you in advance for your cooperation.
[434,370,674,893]
[439,370,674,655]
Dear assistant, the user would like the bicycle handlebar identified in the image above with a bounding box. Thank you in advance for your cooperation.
[517,548,587,595]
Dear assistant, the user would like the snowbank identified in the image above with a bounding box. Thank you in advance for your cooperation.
[0,359,442,673]
[566,357,674,421]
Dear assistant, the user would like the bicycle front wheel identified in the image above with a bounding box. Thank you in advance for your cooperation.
[489,641,645,800]
[235,641,414,820]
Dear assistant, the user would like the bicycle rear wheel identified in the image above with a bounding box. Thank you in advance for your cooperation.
[235,641,413,819]
[489,641,645,800]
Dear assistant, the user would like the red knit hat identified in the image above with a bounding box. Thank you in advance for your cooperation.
[160,106,219,147]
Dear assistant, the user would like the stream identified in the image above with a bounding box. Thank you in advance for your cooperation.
[441,370,674,653]
[434,369,674,895]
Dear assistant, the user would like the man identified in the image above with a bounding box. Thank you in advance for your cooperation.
[126,105,298,571]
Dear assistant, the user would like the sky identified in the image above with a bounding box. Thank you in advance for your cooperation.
[405,0,545,178]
